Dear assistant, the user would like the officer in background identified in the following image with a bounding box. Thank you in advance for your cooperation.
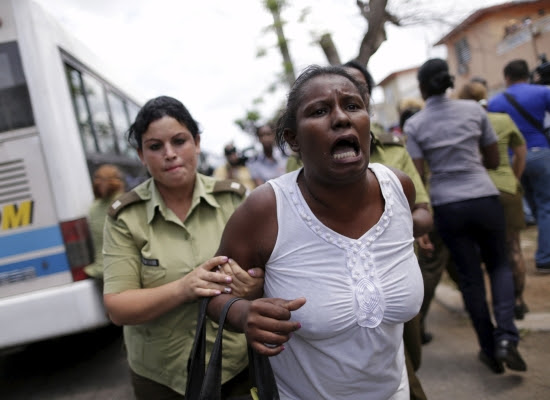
[84,164,126,279]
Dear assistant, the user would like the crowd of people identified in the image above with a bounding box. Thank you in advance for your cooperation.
[84,56,549,399]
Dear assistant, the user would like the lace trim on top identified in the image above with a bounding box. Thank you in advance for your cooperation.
[287,173,394,328]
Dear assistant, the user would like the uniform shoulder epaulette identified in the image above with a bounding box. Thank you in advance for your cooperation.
[108,190,143,218]
[380,132,406,146]
[212,179,247,197]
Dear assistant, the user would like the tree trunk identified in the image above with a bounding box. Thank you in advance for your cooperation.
[319,33,341,65]
[356,0,389,66]
[267,1,296,86]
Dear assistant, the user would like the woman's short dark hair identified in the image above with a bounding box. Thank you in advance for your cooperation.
[417,58,454,96]
[127,96,201,150]
[343,60,375,95]
[275,65,368,153]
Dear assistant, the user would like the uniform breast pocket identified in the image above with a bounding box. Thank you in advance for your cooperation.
[140,255,167,287]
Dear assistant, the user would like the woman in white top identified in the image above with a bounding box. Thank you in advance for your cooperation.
[209,65,424,399]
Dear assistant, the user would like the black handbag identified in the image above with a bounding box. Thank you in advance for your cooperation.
[185,297,280,400]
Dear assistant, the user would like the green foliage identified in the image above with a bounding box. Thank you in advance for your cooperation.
[234,109,262,135]
[264,0,285,13]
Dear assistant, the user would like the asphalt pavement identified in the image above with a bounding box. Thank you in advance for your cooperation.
[417,278,550,400]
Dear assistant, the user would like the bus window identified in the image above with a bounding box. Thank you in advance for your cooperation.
[0,42,35,133]
[66,66,97,153]
[106,91,131,156]
[82,74,116,154]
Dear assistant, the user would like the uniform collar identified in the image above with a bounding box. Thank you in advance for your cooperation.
[135,175,220,224]
[192,173,221,211]
[425,94,448,106]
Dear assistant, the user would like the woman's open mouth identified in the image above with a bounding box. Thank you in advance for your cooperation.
[331,137,360,160]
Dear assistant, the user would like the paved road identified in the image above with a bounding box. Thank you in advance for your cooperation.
[0,325,133,400]
[418,286,550,400]
[1,282,549,399]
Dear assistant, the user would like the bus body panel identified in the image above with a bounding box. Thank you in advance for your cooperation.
[0,0,147,349]
[0,279,109,348]
[0,132,74,298]
[13,0,94,220]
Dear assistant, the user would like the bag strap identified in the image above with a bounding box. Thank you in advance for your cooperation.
[186,297,280,400]
[248,347,280,400]
[199,297,243,400]
[185,297,210,399]
[503,92,545,132]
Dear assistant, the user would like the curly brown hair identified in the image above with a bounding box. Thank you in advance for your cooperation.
[457,81,487,103]
[92,164,125,199]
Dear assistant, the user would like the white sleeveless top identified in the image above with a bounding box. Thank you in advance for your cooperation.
[265,163,424,400]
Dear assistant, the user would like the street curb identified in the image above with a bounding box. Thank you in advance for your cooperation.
[434,283,550,332]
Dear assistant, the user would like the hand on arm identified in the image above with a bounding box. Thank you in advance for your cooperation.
[219,259,265,299]
[104,255,236,326]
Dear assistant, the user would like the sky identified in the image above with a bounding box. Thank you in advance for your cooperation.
[33,0,505,156]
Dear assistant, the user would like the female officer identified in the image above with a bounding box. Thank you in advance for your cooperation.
[102,96,264,399]
[404,59,526,374]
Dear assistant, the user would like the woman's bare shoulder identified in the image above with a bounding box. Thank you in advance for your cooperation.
[243,183,277,215]
[386,166,415,209]
[218,183,278,266]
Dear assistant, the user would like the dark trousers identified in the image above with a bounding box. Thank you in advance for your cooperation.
[131,367,250,400]
[417,229,459,335]
[433,196,519,357]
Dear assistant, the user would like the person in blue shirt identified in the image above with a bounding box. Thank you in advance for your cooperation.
[488,59,550,273]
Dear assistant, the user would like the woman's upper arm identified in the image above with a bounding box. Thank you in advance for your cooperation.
[389,167,416,210]
[217,183,277,270]
[481,141,500,170]
[103,215,142,294]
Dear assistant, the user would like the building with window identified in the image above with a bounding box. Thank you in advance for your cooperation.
[372,67,421,132]
[434,0,550,95]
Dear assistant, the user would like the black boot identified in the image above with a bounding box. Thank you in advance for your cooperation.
[495,339,527,371]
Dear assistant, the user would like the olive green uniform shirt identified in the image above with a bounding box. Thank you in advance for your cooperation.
[103,174,248,395]
[286,153,303,173]
[370,134,430,205]
[84,192,123,279]
[486,112,526,194]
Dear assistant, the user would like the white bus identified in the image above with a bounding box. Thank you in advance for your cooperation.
[0,0,147,349]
